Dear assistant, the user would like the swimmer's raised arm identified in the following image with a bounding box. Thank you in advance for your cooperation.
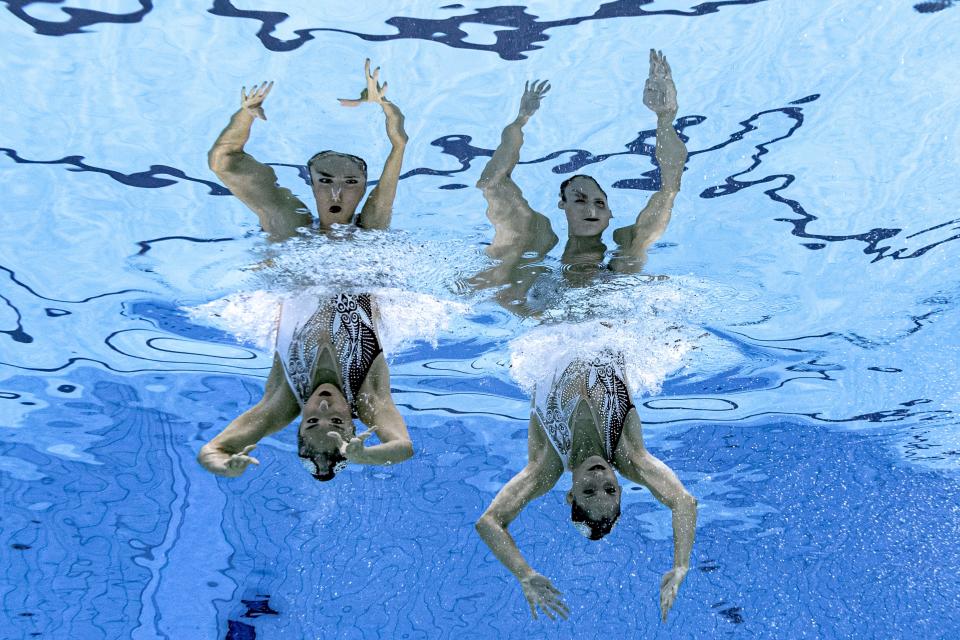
[208,82,311,241]
[339,59,408,230]
[475,414,567,620]
[612,51,689,270]
[198,354,301,477]
[613,409,697,621]
[477,80,550,190]
[472,81,558,286]
[332,356,413,465]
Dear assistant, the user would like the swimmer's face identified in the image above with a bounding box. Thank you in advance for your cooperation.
[558,176,612,237]
[298,384,354,474]
[567,455,622,521]
[309,155,367,228]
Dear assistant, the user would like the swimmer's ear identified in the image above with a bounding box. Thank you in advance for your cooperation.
[565,489,574,505]
[558,199,566,211]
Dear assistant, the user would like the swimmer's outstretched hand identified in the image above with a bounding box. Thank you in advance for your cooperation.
[223,444,260,476]
[520,572,569,621]
[338,58,390,107]
[518,79,551,119]
[241,81,274,121]
[643,49,677,117]
[328,426,379,462]
[659,565,688,621]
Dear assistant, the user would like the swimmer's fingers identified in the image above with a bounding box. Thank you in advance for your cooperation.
[524,592,538,620]
[545,595,569,620]
[226,453,259,469]
[240,444,257,456]
[327,431,348,454]
[540,581,568,619]
[356,426,379,443]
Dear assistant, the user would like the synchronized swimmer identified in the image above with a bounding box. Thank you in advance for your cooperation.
[473,51,697,622]
[198,60,413,482]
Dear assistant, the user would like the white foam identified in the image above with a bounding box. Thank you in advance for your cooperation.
[185,287,468,357]
[244,226,490,297]
[509,316,695,399]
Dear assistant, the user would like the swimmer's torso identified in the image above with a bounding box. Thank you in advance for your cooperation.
[276,292,383,415]
[533,350,635,469]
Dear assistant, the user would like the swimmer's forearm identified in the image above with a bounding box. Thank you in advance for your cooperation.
[477,115,528,186]
[381,101,409,148]
[671,493,697,569]
[654,112,687,192]
[476,514,537,581]
[208,109,257,171]
[352,439,413,465]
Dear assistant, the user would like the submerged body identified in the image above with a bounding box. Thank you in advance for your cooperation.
[476,348,697,621]
[198,291,412,480]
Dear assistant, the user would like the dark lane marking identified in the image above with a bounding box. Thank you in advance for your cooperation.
[3,0,153,36]
[0,147,229,195]
[206,0,770,60]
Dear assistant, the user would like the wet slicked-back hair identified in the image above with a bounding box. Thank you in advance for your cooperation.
[307,150,368,178]
[298,431,347,482]
[559,175,607,202]
[571,499,621,540]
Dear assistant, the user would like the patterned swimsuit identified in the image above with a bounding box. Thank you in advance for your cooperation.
[275,292,383,415]
[533,350,635,467]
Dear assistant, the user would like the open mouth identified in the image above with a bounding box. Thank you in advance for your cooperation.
[329,206,342,214]
[584,217,599,222]
[589,463,606,471]
[317,390,332,397]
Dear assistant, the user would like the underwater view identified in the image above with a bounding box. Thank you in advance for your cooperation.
[2,1,959,638]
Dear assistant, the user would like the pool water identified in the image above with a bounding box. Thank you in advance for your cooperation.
[1,1,959,638]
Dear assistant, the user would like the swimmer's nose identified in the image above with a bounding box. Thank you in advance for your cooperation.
[318,400,329,411]
[331,186,342,202]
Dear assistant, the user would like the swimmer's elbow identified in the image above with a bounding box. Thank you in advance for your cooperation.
[397,439,414,462]
[475,513,493,535]
[207,146,242,177]
[676,491,697,514]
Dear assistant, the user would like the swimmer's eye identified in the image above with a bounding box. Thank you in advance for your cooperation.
[330,417,344,425]
[316,177,333,184]
[305,417,319,429]
[595,201,606,208]
[346,179,359,184]
[583,488,595,496]
[605,487,617,495]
